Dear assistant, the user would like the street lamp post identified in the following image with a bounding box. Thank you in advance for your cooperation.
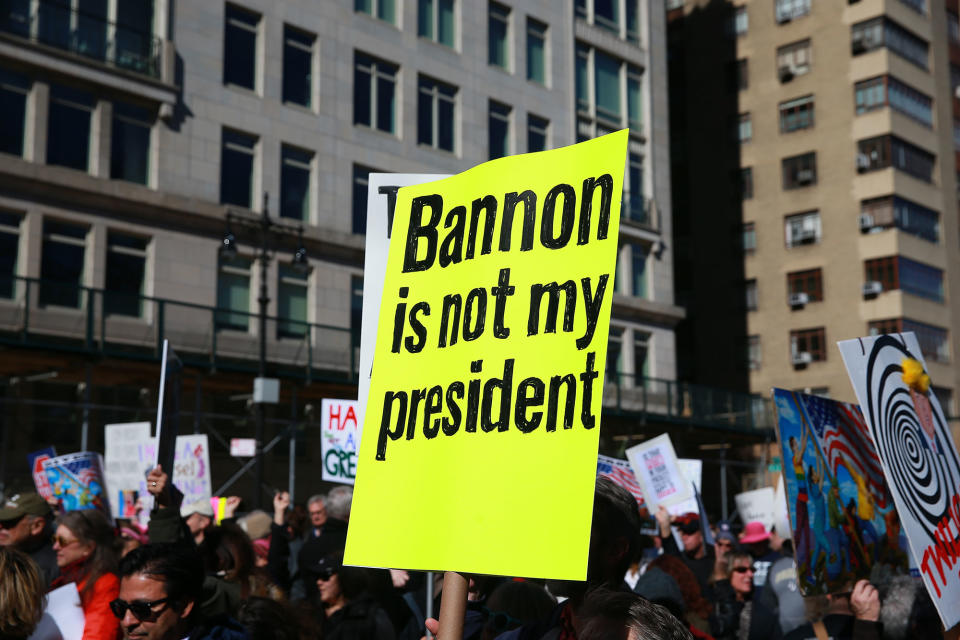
[221,193,308,509]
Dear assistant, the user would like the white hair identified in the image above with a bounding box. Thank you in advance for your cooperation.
[326,486,353,521]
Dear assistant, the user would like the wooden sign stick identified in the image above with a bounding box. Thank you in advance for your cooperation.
[437,571,468,639]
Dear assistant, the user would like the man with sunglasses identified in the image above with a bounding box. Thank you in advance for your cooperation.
[0,492,58,587]
[114,543,247,640]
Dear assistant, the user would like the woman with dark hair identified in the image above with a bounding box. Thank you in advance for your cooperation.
[50,509,121,640]
[315,553,396,640]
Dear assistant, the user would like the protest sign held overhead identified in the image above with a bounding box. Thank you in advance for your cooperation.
[735,487,775,532]
[345,131,628,580]
[27,447,56,500]
[839,333,960,628]
[43,452,109,514]
[626,434,695,512]
[773,388,908,596]
[104,422,152,519]
[597,454,645,510]
[322,399,362,484]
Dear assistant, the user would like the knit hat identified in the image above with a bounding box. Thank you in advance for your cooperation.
[239,510,272,541]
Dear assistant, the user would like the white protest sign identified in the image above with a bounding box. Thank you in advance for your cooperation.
[104,422,152,519]
[28,582,84,640]
[357,173,450,421]
[321,399,361,484]
[626,434,694,511]
[839,332,960,629]
[677,458,703,494]
[735,487,776,531]
[172,434,212,507]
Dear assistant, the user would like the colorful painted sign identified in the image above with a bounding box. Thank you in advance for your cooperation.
[322,399,361,484]
[839,333,960,628]
[346,131,628,579]
[27,447,56,500]
[43,452,109,514]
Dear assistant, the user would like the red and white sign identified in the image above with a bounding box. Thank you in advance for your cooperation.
[230,438,257,458]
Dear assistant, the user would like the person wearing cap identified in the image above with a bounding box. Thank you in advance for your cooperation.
[655,506,716,596]
[180,500,215,546]
[0,492,58,587]
[739,521,781,589]
[710,522,737,584]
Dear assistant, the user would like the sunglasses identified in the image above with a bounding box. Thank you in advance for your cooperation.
[51,535,79,548]
[0,515,25,529]
[732,566,755,574]
[316,566,339,581]
[109,597,172,621]
[482,607,523,633]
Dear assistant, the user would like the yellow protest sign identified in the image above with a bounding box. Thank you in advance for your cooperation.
[344,130,628,580]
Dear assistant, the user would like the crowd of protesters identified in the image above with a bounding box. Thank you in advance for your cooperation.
[0,471,947,640]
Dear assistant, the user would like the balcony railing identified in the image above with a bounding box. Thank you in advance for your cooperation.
[0,0,161,78]
[624,196,658,230]
[0,275,357,382]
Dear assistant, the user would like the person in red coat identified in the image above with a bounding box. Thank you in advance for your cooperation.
[50,510,121,640]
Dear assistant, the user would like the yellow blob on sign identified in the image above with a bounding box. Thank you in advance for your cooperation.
[344,131,628,580]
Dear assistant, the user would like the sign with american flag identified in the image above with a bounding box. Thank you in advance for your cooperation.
[597,454,645,509]
[42,452,110,515]
[772,388,908,596]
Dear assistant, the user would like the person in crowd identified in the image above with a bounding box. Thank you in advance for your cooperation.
[576,587,693,640]
[877,574,941,639]
[118,524,148,558]
[0,546,46,639]
[114,543,248,640]
[50,509,122,640]
[477,581,555,640]
[237,596,302,640]
[315,553,396,640]
[326,486,353,522]
[758,537,805,636]
[239,510,273,545]
[782,579,880,640]
[306,495,329,539]
[655,507,716,595]
[710,522,737,585]
[298,493,348,600]
[710,551,780,640]
[0,491,59,586]
[739,521,781,589]
[181,500,216,546]
[645,554,713,637]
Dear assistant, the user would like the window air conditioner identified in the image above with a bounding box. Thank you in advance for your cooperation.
[789,292,810,308]
[796,169,814,185]
[863,281,883,297]
[858,213,875,232]
[779,66,794,83]
[792,352,813,365]
[856,153,871,172]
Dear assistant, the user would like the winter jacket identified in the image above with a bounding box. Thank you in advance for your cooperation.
[50,571,121,640]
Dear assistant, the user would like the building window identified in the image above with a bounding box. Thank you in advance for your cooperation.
[933,386,953,417]
[280,145,312,222]
[47,84,94,171]
[745,279,757,311]
[595,51,621,124]
[355,0,395,23]
[277,264,309,338]
[283,26,315,108]
[488,101,511,160]
[216,255,251,331]
[777,39,811,80]
[115,1,156,76]
[729,59,748,91]
[0,212,21,299]
[351,275,363,363]
[852,17,928,69]
[775,0,810,24]
[785,210,821,247]
[37,0,107,61]
[607,325,624,380]
[782,152,817,189]
[747,335,761,370]
[111,102,151,185]
[627,66,642,130]
[897,0,925,13]
[419,0,455,47]
[954,120,960,153]
[631,244,647,298]
[353,52,397,134]
[220,129,257,208]
[0,68,29,157]
[856,135,934,182]
[418,75,457,152]
[860,196,939,243]
[626,153,645,223]
[594,0,620,33]
[904,320,949,363]
[741,222,756,253]
[948,11,959,43]
[733,6,748,36]
[576,44,642,139]
[787,268,823,302]
[104,233,148,317]
[40,220,87,308]
[527,114,548,152]
[791,327,826,362]
[489,2,509,69]
[352,165,375,235]
[526,18,546,84]
[779,95,814,133]
[733,113,751,143]
[854,76,932,126]
[739,167,754,200]
[223,4,259,90]
[865,256,943,302]
[868,318,901,337]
